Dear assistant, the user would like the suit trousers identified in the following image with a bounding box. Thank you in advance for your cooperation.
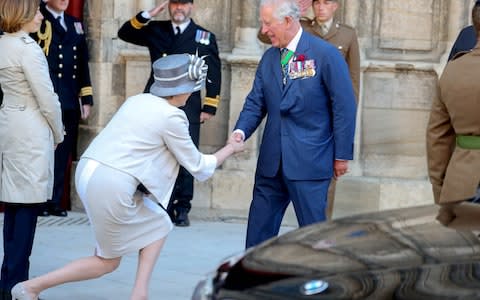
[49,109,80,208]
[245,167,330,249]
[0,203,39,292]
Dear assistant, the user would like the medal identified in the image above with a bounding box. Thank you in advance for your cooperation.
[196,30,211,45]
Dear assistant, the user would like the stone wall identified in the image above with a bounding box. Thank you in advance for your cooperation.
[74,0,477,224]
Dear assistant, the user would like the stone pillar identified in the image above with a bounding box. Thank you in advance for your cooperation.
[232,0,263,55]
[208,1,266,212]
[137,0,155,11]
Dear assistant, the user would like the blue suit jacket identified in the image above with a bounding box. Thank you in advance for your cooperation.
[235,31,357,180]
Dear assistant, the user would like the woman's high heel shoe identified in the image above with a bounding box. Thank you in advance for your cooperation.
[11,283,35,300]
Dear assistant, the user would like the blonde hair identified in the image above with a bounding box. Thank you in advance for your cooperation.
[0,0,38,33]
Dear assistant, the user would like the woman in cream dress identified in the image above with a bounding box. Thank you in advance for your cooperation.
[12,53,244,300]
[0,0,64,298]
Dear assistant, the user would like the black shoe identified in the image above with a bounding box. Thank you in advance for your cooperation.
[167,208,176,223]
[49,207,68,217]
[175,211,190,227]
[38,209,50,217]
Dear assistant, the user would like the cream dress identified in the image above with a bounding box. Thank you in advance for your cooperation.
[76,93,217,258]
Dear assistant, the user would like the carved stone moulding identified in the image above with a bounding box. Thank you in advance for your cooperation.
[365,0,448,62]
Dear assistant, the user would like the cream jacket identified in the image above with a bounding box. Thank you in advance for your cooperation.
[81,93,217,209]
[0,31,64,203]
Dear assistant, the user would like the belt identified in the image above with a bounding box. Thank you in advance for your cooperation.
[456,135,480,149]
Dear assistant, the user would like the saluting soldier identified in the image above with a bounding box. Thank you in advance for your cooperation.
[118,0,221,227]
[32,0,94,217]
[427,1,480,226]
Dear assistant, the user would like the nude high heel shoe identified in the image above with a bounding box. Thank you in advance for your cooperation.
[11,283,35,300]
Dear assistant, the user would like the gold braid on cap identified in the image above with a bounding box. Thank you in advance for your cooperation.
[188,51,208,86]
[36,20,52,56]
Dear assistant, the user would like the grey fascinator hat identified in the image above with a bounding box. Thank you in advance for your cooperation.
[150,53,208,97]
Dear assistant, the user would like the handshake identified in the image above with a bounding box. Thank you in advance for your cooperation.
[227,131,246,153]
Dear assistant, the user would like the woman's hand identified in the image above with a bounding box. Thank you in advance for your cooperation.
[228,133,245,153]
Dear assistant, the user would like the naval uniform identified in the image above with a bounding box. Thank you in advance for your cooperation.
[118,12,221,219]
[31,1,94,213]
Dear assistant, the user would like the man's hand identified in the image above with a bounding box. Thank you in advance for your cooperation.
[227,132,245,153]
[230,131,244,143]
[148,1,169,18]
[333,160,349,179]
[200,112,213,123]
[81,104,92,120]
[228,138,245,153]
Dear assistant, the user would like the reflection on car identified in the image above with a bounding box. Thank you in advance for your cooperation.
[193,203,480,299]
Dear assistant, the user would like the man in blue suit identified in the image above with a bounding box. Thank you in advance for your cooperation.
[232,0,357,248]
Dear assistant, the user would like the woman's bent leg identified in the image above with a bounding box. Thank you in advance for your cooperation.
[130,237,167,300]
[19,255,121,299]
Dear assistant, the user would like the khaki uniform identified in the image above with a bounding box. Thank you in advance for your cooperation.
[427,47,480,204]
[302,18,360,100]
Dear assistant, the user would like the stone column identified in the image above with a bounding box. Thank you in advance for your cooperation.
[201,0,264,213]
[232,0,263,55]
[137,0,155,11]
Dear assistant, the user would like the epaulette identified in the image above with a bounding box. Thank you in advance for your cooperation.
[337,22,354,30]
[21,36,36,44]
[451,50,471,61]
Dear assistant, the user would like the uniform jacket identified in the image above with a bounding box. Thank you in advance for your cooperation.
[81,93,217,209]
[427,47,480,204]
[235,31,357,180]
[303,18,360,100]
[31,1,94,111]
[448,25,476,61]
[0,31,64,203]
[118,13,221,120]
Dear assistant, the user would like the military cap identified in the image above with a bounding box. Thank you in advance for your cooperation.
[170,0,193,3]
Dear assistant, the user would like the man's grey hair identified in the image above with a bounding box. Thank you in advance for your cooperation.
[260,0,300,21]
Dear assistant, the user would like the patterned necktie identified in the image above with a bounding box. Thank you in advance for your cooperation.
[320,23,329,36]
[280,48,293,85]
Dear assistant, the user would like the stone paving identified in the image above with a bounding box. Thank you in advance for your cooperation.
[1,212,294,300]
